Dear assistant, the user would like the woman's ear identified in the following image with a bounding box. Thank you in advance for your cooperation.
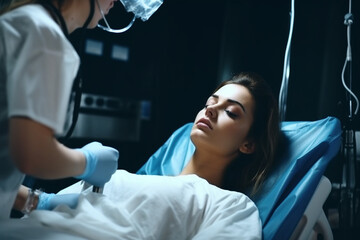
[239,140,255,154]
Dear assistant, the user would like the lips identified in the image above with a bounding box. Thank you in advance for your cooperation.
[196,118,213,130]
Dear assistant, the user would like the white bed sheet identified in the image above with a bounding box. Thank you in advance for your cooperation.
[0,170,261,240]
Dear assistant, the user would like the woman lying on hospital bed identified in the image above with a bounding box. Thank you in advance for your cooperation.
[3,72,280,239]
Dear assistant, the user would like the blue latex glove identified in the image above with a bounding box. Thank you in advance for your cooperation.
[75,142,119,187]
[37,192,79,210]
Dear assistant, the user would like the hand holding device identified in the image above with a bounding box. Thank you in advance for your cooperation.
[75,142,119,187]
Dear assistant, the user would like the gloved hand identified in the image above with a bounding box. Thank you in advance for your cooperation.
[75,141,119,187]
[37,192,80,211]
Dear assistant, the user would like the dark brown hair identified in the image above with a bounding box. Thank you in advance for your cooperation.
[219,72,280,195]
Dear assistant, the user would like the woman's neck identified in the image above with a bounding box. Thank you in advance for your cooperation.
[180,150,233,187]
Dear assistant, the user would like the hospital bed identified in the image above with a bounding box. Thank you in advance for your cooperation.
[137,116,342,239]
[0,116,341,239]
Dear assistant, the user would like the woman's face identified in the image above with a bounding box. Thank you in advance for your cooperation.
[89,0,116,28]
[191,84,255,157]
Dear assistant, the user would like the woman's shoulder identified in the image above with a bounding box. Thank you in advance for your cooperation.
[2,4,44,22]
[1,4,73,58]
[1,4,63,40]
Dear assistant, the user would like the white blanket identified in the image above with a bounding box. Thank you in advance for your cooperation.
[0,170,262,240]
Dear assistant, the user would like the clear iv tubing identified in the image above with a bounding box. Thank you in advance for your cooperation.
[96,0,136,33]
[341,0,359,116]
[278,0,295,121]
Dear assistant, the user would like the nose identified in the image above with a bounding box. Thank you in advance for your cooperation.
[205,105,217,119]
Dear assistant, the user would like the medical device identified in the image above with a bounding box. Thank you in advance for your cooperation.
[92,186,103,193]
[339,0,359,234]
[341,0,358,117]
[64,0,163,138]
[81,181,103,193]
[63,0,163,141]
[278,0,295,121]
[97,0,163,33]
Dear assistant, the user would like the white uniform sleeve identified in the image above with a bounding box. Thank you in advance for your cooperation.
[2,5,79,134]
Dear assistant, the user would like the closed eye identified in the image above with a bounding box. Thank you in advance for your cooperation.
[225,110,238,118]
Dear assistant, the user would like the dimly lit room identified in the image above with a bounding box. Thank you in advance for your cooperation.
[1,0,359,239]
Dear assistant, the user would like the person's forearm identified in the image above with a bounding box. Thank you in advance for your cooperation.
[9,117,86,179]
[21,139,85,179]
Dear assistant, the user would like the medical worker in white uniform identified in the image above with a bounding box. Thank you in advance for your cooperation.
[0,0,120,219]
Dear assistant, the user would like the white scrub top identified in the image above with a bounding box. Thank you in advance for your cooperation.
[0,4,80,219]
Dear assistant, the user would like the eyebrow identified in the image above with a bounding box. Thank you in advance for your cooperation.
[211,94,246,113]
